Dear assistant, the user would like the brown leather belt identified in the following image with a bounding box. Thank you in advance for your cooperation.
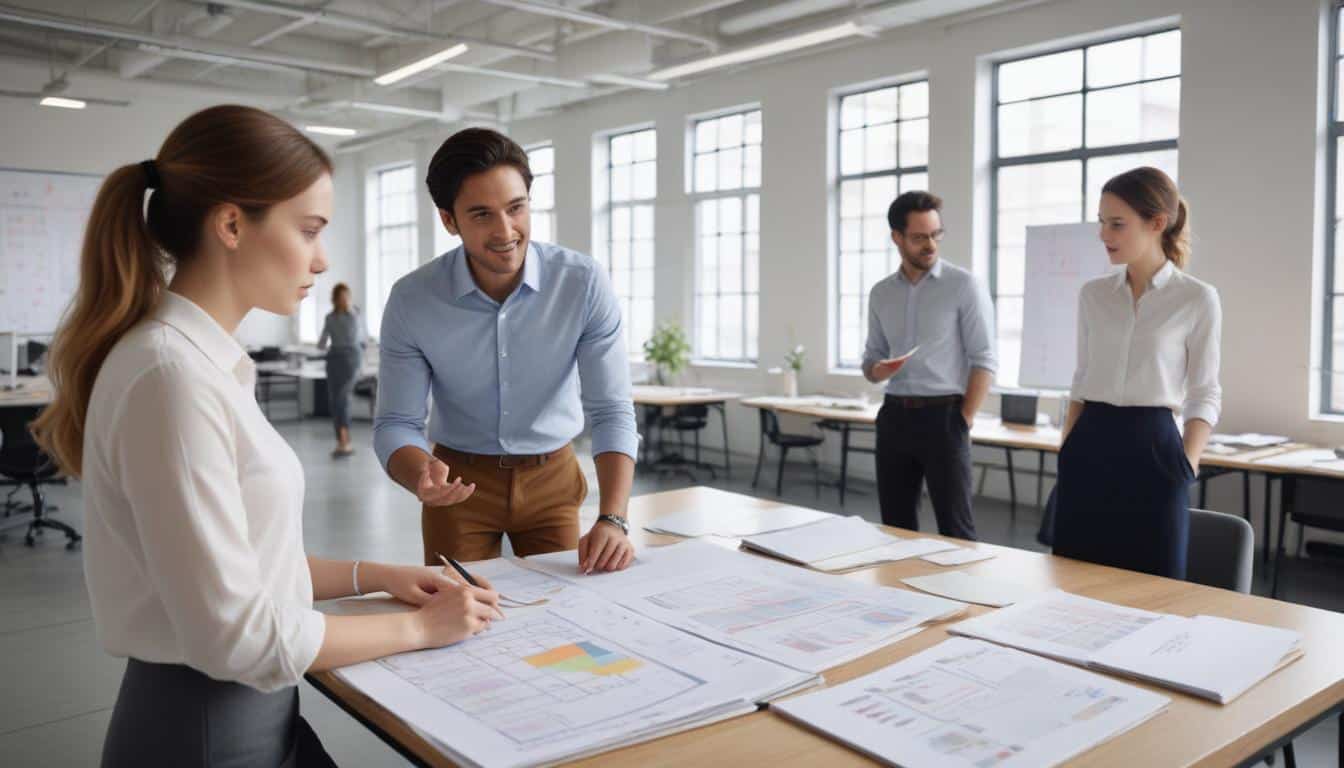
[883,394,964,409]
[434,444,567,469]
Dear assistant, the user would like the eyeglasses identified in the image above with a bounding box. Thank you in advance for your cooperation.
[903,230,945,246]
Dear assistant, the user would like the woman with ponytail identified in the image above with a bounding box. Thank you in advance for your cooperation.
[1053,166,1221,579]
[32,105,501,767]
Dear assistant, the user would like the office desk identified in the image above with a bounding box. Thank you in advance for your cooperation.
[0,375,53,407]
[631,386,741,478]
[307,486,1344,768]
[254,360,379,419]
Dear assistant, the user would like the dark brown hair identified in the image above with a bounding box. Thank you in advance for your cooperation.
[33,105,332,475]
[1101,166,1190,269]
[331,282,352,311]
[887,190,943,232]
[426,127,532,218]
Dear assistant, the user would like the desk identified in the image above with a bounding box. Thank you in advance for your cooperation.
[630,386,740,478]
[307,486,1344,767]
[0,375,52,407]
[254,360,379,419]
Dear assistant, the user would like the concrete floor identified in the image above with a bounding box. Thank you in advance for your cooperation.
[0,419,1338,766]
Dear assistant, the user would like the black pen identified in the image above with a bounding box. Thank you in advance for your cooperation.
[437,553,481,587]
[436,553,549,608]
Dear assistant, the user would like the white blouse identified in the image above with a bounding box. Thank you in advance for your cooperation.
[1069,260,1223,427]
[81,291,324,693]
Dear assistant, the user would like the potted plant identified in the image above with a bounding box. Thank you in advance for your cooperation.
[643,322,691,386]
[782,344,804,397]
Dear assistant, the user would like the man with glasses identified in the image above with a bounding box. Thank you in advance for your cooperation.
[862,191,997,540]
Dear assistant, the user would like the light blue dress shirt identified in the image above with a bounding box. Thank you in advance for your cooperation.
[861,259,998,397]
[373,242,639,469]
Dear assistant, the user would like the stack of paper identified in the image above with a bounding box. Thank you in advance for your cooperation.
[643,503,832,538]
[739,515,959,572]
[949,591,1303,703]
[774,637,1170,768]
[1209,433,1291,449]
[525,539,967,673]
[336,560,820,768]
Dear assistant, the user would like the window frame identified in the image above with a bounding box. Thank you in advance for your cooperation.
[831,77,931,371]
[689,106,762,364]
[599,126,657,360]
[525,141,557,245]
[1324,4,1344,413]
[365,161,418,341]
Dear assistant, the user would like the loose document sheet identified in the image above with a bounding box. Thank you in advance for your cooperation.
[525,539,967,673]
[336,560,818,768]
[774,637,1169,768]
[643,502,833,538]
[739,515,958,571]
[949,591,1303,703]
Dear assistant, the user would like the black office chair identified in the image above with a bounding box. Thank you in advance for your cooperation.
[1272,476,1344,599]
[660,405,711,468]
[0,405,80,549]
[751,409,823,498]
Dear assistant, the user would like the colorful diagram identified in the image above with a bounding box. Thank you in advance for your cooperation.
[525,641,645,677]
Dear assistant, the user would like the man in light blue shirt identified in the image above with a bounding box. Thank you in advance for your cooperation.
[375,128,638,572]
[862,191,997,540]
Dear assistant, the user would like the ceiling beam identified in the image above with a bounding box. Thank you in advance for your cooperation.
[474,0,719,50]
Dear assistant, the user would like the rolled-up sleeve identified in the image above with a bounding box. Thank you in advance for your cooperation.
[115,365,324,692]
[373,288,434,471]
[960,275,998,373]
[861,282,890,373]
[576,265,639,460]
[1183,285,1223,427]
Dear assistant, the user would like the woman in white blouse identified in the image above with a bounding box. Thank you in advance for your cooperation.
[32,106,502,767]
[1054,166,1222,579]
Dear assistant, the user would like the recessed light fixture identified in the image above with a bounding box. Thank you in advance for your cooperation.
[305,125,358,137]
[39,96,86,109]
[649,21,877,82]
[374,43,469,86]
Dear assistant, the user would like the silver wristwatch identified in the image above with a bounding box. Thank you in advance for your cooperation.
[597,513,629,535]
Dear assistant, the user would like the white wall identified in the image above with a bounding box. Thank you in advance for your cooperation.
[502,0,1335,545]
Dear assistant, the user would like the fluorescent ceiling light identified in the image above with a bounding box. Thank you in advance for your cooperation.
[586,73,669,91]
[649,21,877,81]
[39,96,86,109]
[305,125,358,136]
[374,43,469,85]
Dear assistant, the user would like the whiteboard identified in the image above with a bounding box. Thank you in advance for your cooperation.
[0,168,102,334]
[1018,222,1117,391]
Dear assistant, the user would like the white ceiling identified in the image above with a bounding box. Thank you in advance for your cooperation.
[0,0,1012,148]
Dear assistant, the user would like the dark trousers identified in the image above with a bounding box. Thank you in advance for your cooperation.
[874,396,977,540]
[1053,401,1192,579]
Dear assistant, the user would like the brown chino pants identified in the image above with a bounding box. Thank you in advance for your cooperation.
[422,443,587,564]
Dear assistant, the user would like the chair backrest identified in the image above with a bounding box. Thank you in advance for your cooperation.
[1186,508,1254,594]
[675,404,709,420]
[758,408,781,441]
[1286,477,1344,532]
[0,405,57,482]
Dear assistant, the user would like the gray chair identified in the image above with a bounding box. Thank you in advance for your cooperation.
[1186,508,1253,593]
[1186,508,1296,767]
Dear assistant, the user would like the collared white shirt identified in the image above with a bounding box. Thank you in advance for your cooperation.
[1069,260,1222,426]
[81,291,324,693]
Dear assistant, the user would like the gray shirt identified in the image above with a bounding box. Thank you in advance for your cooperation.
[862,259,998,397]
[318,308,367,350]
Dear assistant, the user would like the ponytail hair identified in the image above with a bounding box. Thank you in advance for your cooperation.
[32,105,331,476]
[1101,166,1191,269]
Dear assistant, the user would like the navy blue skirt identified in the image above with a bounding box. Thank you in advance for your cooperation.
[1053,402,1194,579]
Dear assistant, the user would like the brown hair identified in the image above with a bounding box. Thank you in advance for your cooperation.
[887,190,943,232]
[32,105,332,476]
[1101,166,1190,269]
[426,127,532,218]
[331,282,352,312]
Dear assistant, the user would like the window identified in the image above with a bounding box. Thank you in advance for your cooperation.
[598,127,656,358]
[692,109,761,362]
[992,28,1180,386]
[833,80,930,368]
[1325,6,1344,412]
[527,142,556,244]
[365,163,418,337]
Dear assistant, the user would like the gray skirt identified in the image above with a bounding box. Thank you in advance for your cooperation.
[325,345,363,429]
[101,658,331,767]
